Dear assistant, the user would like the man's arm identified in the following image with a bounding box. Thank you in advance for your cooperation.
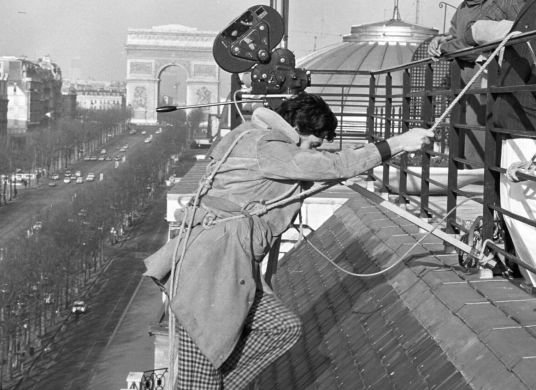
[257,128,434,181]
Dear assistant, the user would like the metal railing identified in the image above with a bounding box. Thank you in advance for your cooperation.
[310,29,536,275]
[141,368,168,390]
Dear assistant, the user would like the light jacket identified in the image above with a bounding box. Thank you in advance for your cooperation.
[144,108,383,368]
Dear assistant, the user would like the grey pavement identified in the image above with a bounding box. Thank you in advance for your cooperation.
[87,270,162,389]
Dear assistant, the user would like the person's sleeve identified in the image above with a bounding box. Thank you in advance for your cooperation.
[256,135,384,181]
[465,20,514,45]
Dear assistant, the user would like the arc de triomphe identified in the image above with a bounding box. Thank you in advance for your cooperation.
[125,24,230,125]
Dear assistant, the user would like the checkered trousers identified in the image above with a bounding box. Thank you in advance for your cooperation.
[176,290,302,389]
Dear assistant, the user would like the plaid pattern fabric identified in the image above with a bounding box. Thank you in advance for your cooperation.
[176,290,302,389]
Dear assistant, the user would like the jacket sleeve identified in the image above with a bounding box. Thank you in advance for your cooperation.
[439,8,480,63]
[463,0,524,46]
[256,134,382,181]
[465,19,514,46]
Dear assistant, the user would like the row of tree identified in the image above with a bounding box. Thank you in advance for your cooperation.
[0,108,132,206]
[0,111,188,383]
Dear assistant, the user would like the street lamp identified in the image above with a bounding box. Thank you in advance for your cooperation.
[439,2,458,34]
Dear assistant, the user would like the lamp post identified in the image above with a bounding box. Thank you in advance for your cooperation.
[439,2,458,34]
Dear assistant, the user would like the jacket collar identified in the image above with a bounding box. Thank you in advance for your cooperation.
[251,107,300,144]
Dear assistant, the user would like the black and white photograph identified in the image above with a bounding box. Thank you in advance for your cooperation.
[1,0,536,389]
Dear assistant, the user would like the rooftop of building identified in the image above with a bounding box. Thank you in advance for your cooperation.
[163,156,536,390]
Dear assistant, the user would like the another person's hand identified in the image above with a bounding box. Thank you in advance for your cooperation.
[388,128,435,153]
[428,35,452,59]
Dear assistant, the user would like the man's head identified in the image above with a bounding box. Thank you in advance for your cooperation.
[276,92,338,149]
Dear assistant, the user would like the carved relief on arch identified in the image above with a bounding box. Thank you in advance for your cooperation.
[129,61,153,75]
[133,86,147,108]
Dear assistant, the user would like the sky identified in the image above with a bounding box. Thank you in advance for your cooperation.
[1,0,463,81]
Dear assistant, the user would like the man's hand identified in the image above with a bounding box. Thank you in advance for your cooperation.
[388,128,435,154]
[428,35,453,58]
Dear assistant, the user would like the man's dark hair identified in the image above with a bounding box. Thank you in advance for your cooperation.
[275,92,338,141]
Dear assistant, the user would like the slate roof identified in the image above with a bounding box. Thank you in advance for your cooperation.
[259,187,536,390]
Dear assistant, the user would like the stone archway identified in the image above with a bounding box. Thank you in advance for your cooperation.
[126,24,230,125]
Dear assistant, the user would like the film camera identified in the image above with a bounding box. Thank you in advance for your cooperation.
[213,4,310,96]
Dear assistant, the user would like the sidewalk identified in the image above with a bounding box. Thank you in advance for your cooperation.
[87,274,162,389]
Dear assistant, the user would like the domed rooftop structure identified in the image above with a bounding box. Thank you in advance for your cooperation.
[298,6,438,140]
[299,7,438,91]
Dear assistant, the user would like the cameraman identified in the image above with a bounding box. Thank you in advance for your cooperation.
[144,92,434,389]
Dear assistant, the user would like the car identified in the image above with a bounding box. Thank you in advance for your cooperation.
[71,300,87,314]
[50,173,60,180]
[141,130,147,135]
[129,129,137,135]
[48,180,57,187]
[64,170,72,177]
[100,149,106,155]
[75,170,82,177]
[98,156,105,161]
[33,221,43,231]
[144,137,152,143]
[119,147,126,152]
[90,156,98,161]
[155,127,162,134]
[63,177,71,184]
[86,173,95,182]
[75,177,84,184]
[84,156,91,161]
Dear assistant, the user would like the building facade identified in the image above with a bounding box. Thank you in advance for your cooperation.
[0,56,63,133]
[0,79,7,137]
[63,80,126,111]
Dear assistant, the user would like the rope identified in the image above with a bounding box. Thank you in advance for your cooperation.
[167,131,251,384]
[303,196,480,278]
[506,152,536,182]
[430,30,521,134]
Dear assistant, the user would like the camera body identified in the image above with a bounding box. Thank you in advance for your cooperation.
[213,5,310,96]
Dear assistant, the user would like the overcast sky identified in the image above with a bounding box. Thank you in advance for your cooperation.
[1,0,462,81]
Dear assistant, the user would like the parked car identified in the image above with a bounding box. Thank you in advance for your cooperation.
[86,173,95,182]
[48,180,57,187]
[65,170,72,177]
[75,170,82,177]
[72,300,87,314]
[155,127,162,134]
[63,177,71,184]
[50,173,60,180]
[75,177,84,184]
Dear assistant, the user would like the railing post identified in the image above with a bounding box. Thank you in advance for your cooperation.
[420,62,434,218]
[446,60,463,234]
[366,74,376,184]
[482,56,501,240]
[339,86,345,150]
[398,68,411,205]
[383,73,393,190]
